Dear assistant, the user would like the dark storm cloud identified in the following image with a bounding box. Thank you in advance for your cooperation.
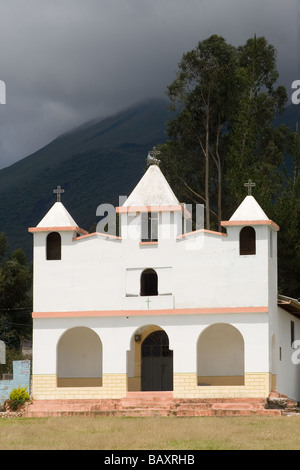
[0,0,298,168]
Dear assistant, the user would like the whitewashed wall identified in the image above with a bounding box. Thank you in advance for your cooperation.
[32,312,269,376]
[272,307,300,401]
[32,217,276,313]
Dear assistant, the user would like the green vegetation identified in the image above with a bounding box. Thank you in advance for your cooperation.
[0,232,32,374]
[0,416,299,450]
[6,386,30,411]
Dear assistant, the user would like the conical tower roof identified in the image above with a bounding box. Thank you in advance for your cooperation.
[229,195,269,222]
[221,195,279,231]
[37,202,78,228]
[29,202,87,234]
[123,164,179,207]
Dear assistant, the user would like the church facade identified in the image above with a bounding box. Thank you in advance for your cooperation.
[28,161,300,402]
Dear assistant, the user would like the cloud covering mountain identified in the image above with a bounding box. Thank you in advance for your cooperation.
[0,0,299,169]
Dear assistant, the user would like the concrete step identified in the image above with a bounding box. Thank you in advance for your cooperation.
[25,399,119,411]
[125,391,173,399]
[25,407,282,418]
[210,402,265,410]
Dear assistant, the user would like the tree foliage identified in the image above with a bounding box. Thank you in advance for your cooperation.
[160,34,300,298]
[225,36,290,216]
[0,233,32,349]
[165,35,239,230]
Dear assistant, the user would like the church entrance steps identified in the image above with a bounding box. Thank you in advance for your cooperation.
[24,394,287,417]
[172,398,281,417]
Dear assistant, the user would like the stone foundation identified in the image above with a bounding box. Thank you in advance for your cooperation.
[32,373,127,399]
[173,372,272,398]
[32,372,272,400]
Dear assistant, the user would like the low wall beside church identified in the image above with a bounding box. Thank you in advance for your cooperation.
[0,360,31,403]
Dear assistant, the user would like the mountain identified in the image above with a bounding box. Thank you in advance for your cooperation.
[0,98,174,258]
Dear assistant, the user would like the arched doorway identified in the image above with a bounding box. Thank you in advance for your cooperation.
[141,330,173,391]
[57,327,102,387]
[197,323,244,386]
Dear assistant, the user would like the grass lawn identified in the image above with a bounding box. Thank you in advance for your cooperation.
[0,415,300,450]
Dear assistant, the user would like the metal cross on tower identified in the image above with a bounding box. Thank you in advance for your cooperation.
[147,146,161,166]
[53,185,65,202]
[244,179,256,196]
[149,146,161,159]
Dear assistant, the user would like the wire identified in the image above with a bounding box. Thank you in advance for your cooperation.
[4,322,32,327]
[0,307,32,311]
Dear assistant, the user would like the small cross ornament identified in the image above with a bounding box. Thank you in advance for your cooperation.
[244,179,255,196]
[147,146,161,166]
[149,146,161,160]
[53,185,65,202]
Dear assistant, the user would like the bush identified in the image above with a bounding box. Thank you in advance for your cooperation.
[6,386,30,411]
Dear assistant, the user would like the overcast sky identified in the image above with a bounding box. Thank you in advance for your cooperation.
[0,0,299,169]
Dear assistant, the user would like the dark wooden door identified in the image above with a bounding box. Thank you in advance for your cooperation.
[141,330,173,391]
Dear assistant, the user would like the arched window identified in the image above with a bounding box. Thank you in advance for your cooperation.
[46,232,61,260]
[239,226,256,255]
[140,269,158,296]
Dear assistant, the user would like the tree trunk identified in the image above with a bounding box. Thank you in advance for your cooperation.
[205,92,210,230]
[216,122,222,232]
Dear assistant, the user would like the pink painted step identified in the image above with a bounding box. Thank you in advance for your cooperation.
[24,393,285,418]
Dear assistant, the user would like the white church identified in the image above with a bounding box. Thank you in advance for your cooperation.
[28,154,300,404]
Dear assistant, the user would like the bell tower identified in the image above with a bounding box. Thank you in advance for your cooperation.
[221,184,279,310]
[28,186,87,312]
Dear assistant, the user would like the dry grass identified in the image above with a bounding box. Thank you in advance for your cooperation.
[1,416,300,450]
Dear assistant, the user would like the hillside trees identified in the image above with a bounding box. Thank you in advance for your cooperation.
[0,232,32,350]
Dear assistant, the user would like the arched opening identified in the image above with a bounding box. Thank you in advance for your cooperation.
[46,232,61,260]
[239,226,256,255]
[197,323,244,386]
[57,327,102,387]
[141,329,173,391]
[140,269,158,296]
[127,325,162,392]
